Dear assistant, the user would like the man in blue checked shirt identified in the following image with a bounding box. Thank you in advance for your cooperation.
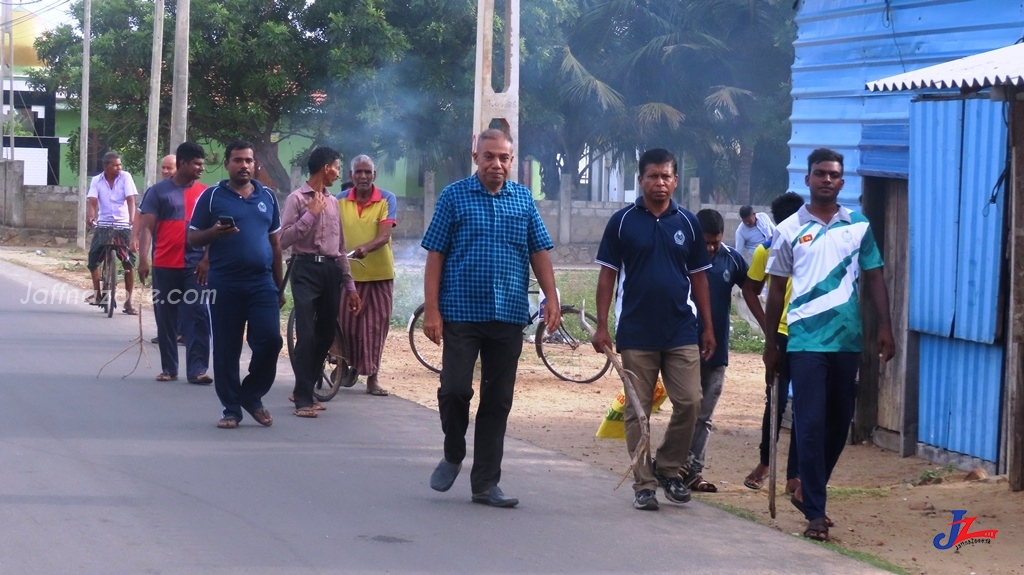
[421,129,562,509]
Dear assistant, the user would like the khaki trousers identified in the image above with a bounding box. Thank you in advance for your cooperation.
[621,346,702,492]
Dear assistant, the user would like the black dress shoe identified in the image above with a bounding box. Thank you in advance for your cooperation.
[471,485,518,508]
[430,459,461,492]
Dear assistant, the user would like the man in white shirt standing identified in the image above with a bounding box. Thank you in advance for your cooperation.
[86,151,139,314]
[734,205,775,261]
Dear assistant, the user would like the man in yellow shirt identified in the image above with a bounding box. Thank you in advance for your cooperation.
[338,155,398,396]
[741,192,804,494]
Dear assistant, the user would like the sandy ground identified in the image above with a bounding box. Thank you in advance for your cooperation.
[3,245,1023,575]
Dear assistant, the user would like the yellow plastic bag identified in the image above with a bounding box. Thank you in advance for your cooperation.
[595,377,667,439]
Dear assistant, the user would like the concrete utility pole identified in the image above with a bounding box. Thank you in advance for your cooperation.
[2,0,13,162]
[168,0,189,149]
[76,0,92,251]
[472,0,520,181]
[144,0,166,190]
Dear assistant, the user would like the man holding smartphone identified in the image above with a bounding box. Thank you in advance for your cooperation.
[280,146,362,418]
[188,141,285,429]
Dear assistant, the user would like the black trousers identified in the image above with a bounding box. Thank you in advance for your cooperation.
[758,334,799,479]
[289,258,342,409]
[438,321,523,494]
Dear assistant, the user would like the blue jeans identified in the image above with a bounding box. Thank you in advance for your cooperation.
[789,351,860,521]
[686,364,725,475]
[208,283,283,422]
[152,266,210,379]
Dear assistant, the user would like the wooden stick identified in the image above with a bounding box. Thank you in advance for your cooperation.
[578,302,651,489]
[768,370,779,519]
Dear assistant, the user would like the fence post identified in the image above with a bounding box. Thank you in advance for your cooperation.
[688,177,700,213]
[422,171,436,236]
[558,173,573,245]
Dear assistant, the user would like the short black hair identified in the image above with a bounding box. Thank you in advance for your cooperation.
[175,141,206,165]
[308,146,341,175]
[807,148,844,174]
[638,148,677,178]
[770,192,804,224]
[696,209,724,236]
[224,140,254,165]
[739,205,753,219]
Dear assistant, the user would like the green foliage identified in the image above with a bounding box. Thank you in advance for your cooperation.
[730,312,765,355]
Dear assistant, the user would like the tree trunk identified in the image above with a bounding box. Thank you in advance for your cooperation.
[254,142,293,194]
[735,142,755,206]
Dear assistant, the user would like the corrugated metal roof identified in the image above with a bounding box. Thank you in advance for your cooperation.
[867,42,1024,92]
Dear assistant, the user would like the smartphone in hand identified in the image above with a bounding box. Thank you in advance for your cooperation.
[217,215,236,228]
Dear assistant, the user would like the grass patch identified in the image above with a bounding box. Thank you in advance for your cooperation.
[699,496,910,575]
[826,486,890,499]
[697,498,761,522]
[729,311,765,354]
[824,545,911,575]
[908,464,958,486]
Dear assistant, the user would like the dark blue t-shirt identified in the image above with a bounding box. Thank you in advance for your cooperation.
[595,197,711,351]
[698,244,747,367]
[189,179,281,290]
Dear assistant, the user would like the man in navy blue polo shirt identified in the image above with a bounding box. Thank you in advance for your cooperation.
[680,208,748,493]
[421,129,561,508]
[188,141,284,430]
[592,148,715,511]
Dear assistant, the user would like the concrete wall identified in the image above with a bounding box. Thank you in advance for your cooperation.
[5,170,773,264]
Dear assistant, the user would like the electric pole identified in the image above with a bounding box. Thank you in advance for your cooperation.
[169,0,189,149]
[76,0,92,250]
[144,0,166,190]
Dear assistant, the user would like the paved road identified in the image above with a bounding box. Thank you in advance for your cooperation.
[0,260,889,575]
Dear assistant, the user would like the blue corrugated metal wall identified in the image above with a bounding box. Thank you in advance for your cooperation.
[908,99,1007,343]
[907,97,1007,464]
[908,100,961,337]
[954,100,1009,343]
[917,334,1002,463]
[790,1,1024,197]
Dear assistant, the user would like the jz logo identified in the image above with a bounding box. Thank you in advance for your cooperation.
[932,510,998,551]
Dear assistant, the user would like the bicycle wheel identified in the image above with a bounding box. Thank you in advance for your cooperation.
[536,306,611,383]
[104,247,117,318]
[408,304,442,373]
[286,307,297,368]
[315,325,353,402]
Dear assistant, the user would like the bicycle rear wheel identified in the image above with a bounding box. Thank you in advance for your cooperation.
[315,325,348,402]
[408,304,442,373]
[536,306,610,383]
[288,309,352,402]
[103,247,117,318]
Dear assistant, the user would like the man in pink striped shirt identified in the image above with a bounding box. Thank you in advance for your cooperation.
[280,147,362,418]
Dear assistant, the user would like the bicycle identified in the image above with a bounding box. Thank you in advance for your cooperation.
[407,280,612,384]
[283,253,360,402]
[92,223,131,318]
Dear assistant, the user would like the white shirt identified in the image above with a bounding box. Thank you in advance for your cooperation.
[87,172,138,224]
[734,211,775,261]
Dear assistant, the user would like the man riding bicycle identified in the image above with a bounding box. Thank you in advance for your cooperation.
[86,151,139,314]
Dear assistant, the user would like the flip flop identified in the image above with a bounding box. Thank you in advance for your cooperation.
[188,374,213,385]
[366,387,389,396]
[155,372,177,382]
[790,494,835,527]
[122,306,139,316]
[217,417,238,429]
[743,470,768,490]
[288,395,325,410]
[243,406,273,427]
[294,407,319,418]
[683,472,718,493]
